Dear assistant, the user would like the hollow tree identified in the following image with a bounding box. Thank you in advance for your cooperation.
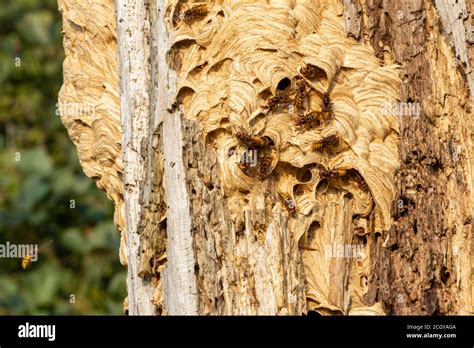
[57,0,474,315]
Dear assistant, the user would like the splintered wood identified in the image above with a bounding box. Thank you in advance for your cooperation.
[351,0,474,315]
[58,0,473,315]
[165,0,400,315]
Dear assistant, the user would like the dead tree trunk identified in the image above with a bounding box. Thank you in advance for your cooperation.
[58,0,473,315]
[342,0,474,315]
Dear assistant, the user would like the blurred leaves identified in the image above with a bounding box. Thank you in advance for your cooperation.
[0,1,125,315]
[18,147,53,175]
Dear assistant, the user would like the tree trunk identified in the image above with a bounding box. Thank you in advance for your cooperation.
[58,0,473,315]
[347,0,474,315]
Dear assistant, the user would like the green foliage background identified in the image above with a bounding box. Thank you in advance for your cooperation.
[0,0,126,314]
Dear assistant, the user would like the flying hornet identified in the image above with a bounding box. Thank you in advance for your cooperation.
[21,239,53,270]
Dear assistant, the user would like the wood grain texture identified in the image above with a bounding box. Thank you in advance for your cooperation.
[348,0,474,315]
[58,0,474,315]
[435,0,474,100]
[343,0,362,40]
[116,0,156,315]
[165,0,400,315]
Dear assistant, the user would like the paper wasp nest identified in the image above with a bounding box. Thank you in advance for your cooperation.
[167,0,400,314]
[58,0,125,262]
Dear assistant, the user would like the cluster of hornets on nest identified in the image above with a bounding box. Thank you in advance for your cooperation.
[169,3,370,219]
[232,64,370,218]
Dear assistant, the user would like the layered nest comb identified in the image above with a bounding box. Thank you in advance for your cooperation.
[166,0,400,315]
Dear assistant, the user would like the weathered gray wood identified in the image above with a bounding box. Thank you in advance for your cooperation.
[435,0,474,100]
[117,0,198,315]
[161,115,199,314]
[156,0,199,314]
[116,0,155,315]
[343,0,362,40]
